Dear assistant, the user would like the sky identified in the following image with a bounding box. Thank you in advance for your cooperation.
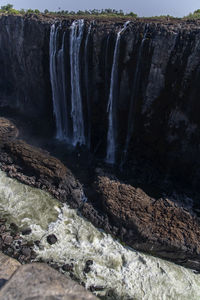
[0,0,200,17]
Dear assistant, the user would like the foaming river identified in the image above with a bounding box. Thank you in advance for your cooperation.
[0,170,200,300]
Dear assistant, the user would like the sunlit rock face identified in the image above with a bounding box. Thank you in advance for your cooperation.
[0,169,200,300]
[1,15,200,185]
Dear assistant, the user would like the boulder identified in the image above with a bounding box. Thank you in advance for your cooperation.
[0,252,20,281]
[0,263,98,300]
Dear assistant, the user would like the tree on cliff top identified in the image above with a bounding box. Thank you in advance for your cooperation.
[186,9,200,18]
[0,3,20,14]
[1,3,13,12]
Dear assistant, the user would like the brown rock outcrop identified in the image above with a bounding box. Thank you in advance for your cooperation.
[0,138,84,208]
[94,175,200,270]
[0,118,18,144]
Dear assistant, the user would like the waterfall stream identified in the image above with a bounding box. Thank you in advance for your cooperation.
[84,22,93,149]
[50,20,86,146]
[0,170,200,300]
[70,19,86,146]
[50,24,68,140]
[106,21,130,164]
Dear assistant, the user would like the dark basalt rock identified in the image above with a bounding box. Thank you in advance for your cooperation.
[21,228,32,236]
[47,234,58,245]
[0,139,84,208]
[62,264,74,272]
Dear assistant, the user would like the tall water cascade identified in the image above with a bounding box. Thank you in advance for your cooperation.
[106,21,130,164]
[50,20,86,146]
[50,24,68,140]
[70,19,86,146]
[84,22,93,149]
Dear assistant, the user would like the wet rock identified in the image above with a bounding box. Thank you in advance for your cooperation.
[21,228,32,236]
[9,223,18,234]
[86,260,93,266]
[47,234,57,245]
[83,261,93,274]
[34,240,40,247]
[21,247,31,257]
[90,285,104,292]
[62,264,74,272]
[50,263,60,270]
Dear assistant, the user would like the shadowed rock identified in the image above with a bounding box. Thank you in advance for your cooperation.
[0,138,84,208]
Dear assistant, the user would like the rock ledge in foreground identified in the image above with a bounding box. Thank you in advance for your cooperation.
[0,262,98,300]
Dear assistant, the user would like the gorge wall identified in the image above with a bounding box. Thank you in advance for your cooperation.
[0,15,200,187]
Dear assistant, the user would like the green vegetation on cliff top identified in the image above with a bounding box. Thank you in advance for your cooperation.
[1,3,200,19]
[0,4,137,18]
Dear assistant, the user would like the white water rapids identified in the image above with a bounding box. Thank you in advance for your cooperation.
[0,170,200,299]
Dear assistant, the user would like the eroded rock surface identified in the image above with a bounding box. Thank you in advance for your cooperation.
[0,139,84,208]
[93,175,200,270]
[0,118,18,144]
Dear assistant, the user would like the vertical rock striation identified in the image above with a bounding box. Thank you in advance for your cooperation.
[0,15,200,186]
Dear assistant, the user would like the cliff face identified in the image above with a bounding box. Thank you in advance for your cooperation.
[0,15,200,187]
[0,15,53,133]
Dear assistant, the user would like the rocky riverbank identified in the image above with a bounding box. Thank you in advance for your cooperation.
[1,117,200,273]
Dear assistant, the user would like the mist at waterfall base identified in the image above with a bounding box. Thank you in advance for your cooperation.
[0,170,200,300]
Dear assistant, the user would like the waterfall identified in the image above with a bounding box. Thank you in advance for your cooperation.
[50,20,86,146]
[49,24,68,140]
[121,24,149,165]
[84,22,93,149]
[106,21,130,164]
[70,19,86,146]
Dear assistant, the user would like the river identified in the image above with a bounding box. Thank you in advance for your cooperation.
[0,170,199,300]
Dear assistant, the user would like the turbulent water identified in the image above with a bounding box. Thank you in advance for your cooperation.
[0,170,200,300]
